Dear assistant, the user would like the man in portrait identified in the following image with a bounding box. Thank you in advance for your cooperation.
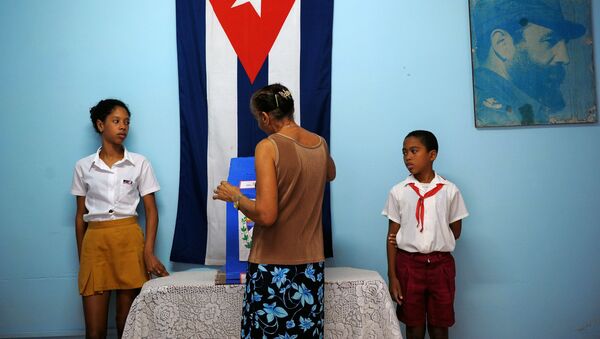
[471,0,589,127]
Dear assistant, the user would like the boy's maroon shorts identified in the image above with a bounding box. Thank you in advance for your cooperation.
[395,249,456,327]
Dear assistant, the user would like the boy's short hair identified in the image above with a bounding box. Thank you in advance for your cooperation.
[405,130,438,152]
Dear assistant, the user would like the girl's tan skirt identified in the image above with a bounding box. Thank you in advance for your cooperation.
[79,217,148,296]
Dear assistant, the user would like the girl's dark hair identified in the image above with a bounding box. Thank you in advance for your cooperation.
[406,130,438,152]
[250,83,294,120]
[90,99,131,134]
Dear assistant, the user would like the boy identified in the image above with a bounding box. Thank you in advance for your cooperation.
[382,130,468,339]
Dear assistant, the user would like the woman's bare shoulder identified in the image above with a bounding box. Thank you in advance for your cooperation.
[297,129,322,147]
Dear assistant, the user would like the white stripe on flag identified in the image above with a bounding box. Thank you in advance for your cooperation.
[268,0,301,125]
[205,0,238,265]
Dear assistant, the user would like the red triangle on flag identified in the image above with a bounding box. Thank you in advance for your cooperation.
[210,0,296,83]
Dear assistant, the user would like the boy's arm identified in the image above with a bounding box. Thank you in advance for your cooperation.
[450,219,462,240]
[387,220,403,304]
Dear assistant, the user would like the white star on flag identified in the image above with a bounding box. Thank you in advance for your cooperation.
[231,0,262,16]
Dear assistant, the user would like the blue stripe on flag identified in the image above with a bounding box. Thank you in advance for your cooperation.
[171,0,209,264]
[237,59,268,157]
[300,0,334,257]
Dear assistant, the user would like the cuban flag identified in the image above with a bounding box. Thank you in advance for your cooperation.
[171,0,334,265]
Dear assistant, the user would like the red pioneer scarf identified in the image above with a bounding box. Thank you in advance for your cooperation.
[407,183,444,232]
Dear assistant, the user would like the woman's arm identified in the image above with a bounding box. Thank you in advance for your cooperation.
[326,154,336,182]
[323,139,336,182]
[142,193,168,276]
[75,196,87,260]
[239,139,278,225]
[213,138,278,226]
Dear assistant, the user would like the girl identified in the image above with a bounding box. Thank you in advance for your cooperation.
[71,99,169,338]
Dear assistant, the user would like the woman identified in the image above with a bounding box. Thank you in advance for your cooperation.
[213,84,336,338]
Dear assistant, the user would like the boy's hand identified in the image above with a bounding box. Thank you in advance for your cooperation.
[389,277,403,305]
[388,233,397,246]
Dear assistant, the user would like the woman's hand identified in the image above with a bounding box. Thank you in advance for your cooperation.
[144,252,169,277]
[388,233,398,246]
[212,181,241,202]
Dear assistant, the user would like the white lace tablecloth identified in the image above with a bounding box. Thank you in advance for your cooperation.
[123,267,402,338]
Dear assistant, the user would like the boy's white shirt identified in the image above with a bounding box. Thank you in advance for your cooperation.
[71,147,161,222]
[382,173,468,253]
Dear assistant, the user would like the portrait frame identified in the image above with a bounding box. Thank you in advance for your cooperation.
[469,0,597,128]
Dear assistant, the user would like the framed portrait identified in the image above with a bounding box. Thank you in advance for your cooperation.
[469,0,597,127]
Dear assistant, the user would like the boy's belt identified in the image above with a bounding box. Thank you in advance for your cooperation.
[397,249,451,264]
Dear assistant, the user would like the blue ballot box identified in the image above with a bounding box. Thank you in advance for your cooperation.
[225,157,255,284]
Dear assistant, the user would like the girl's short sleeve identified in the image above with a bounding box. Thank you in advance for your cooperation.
[137,158,160,197]
[71,162,87,196]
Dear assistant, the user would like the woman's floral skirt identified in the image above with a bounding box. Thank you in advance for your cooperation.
[241,261,325,339]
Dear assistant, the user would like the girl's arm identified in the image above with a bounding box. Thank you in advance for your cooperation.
[387,220,402,304]
[75,196,87,260]
[142,193,169,276]
[450,219,462,240]
[213,138,278,226]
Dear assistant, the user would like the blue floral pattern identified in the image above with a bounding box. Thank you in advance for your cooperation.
[241,262,324,338]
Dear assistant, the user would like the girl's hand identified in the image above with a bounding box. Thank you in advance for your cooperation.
[388,233,398,246]
[144,252,169,277]
[389,277,403,305]
[212,181,241,202]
